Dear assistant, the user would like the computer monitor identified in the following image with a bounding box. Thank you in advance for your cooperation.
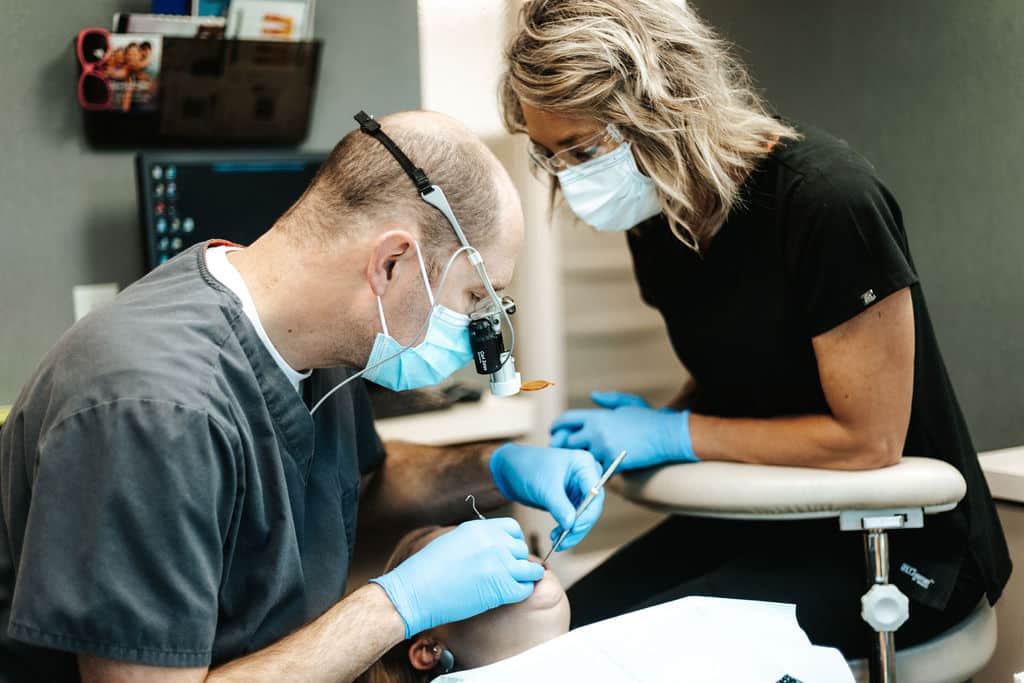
[135,151,326,270]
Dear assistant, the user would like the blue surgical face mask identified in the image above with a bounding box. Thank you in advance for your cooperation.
[556,142,662,232]
[361,244,474,392]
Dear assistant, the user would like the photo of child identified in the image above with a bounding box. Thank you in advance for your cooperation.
[103,34,162,112]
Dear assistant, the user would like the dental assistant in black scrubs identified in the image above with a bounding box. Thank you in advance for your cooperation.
[499,0,1010,658]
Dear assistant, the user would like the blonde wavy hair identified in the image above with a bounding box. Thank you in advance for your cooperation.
[500,0,799,251]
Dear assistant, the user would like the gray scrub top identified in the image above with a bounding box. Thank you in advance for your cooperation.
[0,243,385,680]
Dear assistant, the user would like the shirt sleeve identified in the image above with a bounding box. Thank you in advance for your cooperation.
[353,380,386,475]
[785,169,919,337]
[8,399,236,667]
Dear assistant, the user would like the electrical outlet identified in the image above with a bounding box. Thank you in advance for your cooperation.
[72,283,119,322]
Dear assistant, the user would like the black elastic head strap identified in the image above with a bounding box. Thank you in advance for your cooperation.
[354,111,433,195]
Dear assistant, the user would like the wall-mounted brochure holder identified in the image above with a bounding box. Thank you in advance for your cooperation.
[80,37,322,147]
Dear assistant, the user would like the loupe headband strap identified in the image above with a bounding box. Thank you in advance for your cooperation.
[354,111,432,194]
[353,110,473,250]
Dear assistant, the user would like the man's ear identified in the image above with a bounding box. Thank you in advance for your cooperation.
[407,635,446,672]
[366,230,417,297]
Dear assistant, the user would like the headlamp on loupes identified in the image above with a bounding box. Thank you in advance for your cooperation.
[355,111,522,397]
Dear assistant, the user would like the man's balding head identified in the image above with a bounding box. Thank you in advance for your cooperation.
[289,110,520,271]
[233,111,525,371]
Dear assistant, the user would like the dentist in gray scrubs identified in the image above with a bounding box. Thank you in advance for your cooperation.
[0,111,605,682]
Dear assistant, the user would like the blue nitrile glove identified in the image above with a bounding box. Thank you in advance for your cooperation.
[490,443,605,552]
[371,518,544,638]
[550,392,676,449]
[549,390,697,470]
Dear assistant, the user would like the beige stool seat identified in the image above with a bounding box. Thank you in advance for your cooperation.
[608,457,966,520]
[608,457,995,682]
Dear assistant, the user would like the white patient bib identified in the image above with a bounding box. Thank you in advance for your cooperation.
[436,597,854,683]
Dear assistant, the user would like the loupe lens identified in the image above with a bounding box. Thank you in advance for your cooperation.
[469,317,503,374]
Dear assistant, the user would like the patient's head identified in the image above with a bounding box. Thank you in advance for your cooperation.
[359,525,570,682]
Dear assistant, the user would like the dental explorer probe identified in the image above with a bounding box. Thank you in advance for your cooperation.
[542,450,628,564]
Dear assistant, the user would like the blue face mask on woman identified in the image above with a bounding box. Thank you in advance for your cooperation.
[556,142,662,232]
[361,243,474,392]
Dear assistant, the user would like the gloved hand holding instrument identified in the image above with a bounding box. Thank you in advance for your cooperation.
[490,443,605,552]
[371,518,544,638]
[542,448,628,563]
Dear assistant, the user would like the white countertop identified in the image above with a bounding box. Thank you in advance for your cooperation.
[374,393,536,446]
[980,446,1024,504]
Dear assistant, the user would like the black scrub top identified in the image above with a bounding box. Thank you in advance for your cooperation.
[0,243,385,680]
[626,123,1010,612]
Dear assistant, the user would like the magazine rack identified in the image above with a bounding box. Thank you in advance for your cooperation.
[79,36,322,147]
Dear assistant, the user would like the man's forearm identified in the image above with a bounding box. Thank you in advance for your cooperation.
[209,584,404,683]
[359,439,507,530]
[78,585,405,683]
[690,412,902,471]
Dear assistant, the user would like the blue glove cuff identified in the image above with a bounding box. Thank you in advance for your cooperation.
[670,410,696,463]
[489,443,515,500]
[370,575,415,639]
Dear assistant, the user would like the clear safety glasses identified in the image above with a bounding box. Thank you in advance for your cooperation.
[527,124,625,175]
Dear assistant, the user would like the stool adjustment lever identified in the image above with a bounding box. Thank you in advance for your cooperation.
[841,508,922,683]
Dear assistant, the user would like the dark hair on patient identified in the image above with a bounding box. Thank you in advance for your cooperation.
[284,111,508,273]
[356,526,446,683]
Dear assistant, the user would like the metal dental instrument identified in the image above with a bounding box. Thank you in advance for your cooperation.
[465,494,486,520]
[542,450,628,563]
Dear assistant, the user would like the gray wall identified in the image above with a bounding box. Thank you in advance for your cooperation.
[694,0,1024,451]
[0,1,421,404]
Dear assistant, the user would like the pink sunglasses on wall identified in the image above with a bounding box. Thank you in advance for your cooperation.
[76,27,112,110]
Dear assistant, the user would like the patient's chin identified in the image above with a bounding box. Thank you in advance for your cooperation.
[450,569,571,670]
[522,567,567,610]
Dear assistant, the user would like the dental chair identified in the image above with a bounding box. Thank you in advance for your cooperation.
[608,458,997,683]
